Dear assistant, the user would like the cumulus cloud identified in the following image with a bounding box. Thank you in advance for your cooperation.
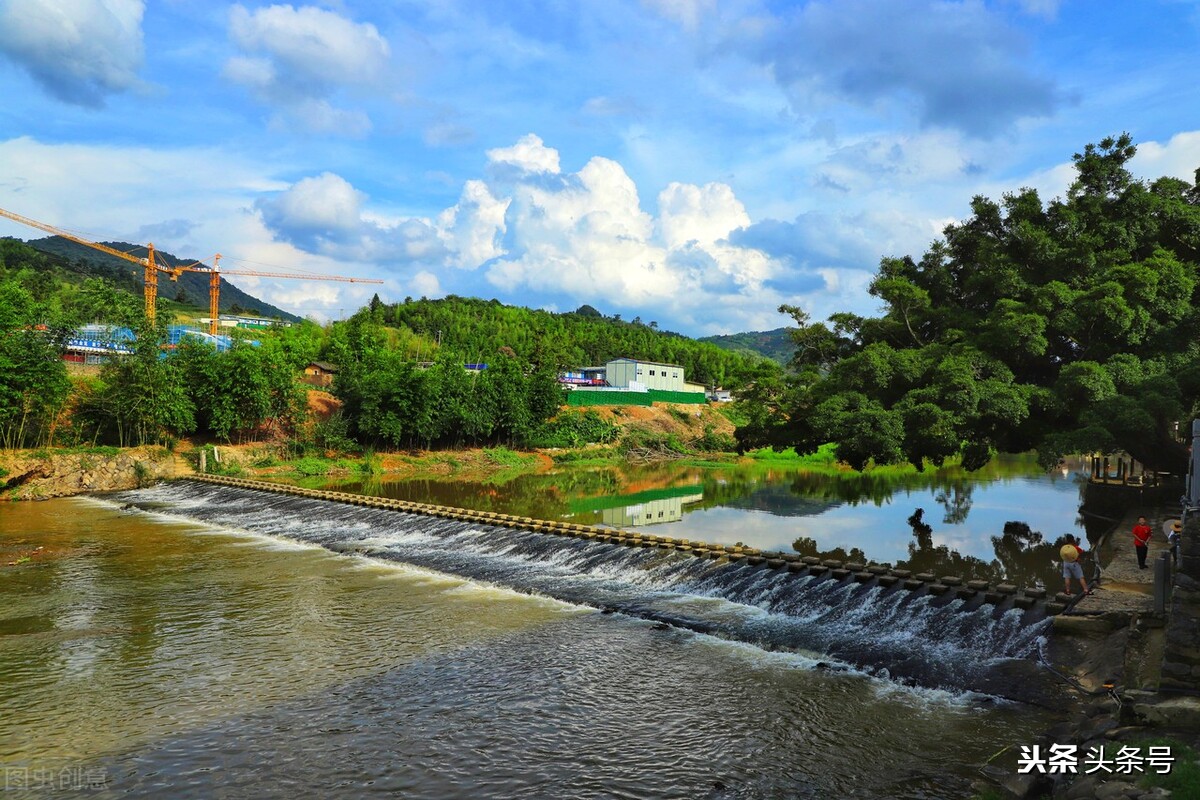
[224,3,389,133]
[1132,130,1200,184]
[435,180,509,268]
[486,133,561,175]
[0,0,144,107]
[747,0,1064,137]
[256,171,447,265]
[256,134,792,332]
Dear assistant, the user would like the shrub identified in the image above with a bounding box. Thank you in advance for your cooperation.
[529,410,619,448]
[132,461,153,488]
[290,457,331,477]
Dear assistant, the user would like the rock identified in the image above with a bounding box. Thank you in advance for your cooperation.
[1082,718,1120,740]
[1094,780,1138,800]
[999,772,1047,799]
[1055,615,1118,634]
[1103,726,1144,740]
[1065,775,1100,799]
[1132,696,1200,727]
[1135,788,1171,800]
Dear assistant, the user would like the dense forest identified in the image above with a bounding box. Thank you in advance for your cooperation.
[0,239,770,451]
[378,296,770,388]
[699,327,796,365]
[738,134,1200,473]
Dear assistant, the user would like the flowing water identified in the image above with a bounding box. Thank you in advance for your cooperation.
[1,487,1059,798]
[318,453,1106,589]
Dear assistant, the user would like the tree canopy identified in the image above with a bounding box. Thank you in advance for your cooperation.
[739,135,1200,472]
[377,295,772,389]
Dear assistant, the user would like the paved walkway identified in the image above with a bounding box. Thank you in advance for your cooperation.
[1069,507,1174,614]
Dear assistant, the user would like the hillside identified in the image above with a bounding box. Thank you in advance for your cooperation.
[699,327,795,365]
[24,236,300,322]
[374,297,776,388]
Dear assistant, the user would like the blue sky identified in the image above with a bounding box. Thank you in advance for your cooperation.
[1,0,1198,335]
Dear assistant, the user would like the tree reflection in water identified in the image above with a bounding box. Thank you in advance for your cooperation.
[898,509,1069,588]
[792,508,1075,588]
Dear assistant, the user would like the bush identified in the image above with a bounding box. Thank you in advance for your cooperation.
[695,425,737,452]
[290,456,331,476]
[528,410,619,448]
[666,407,692,424]
[311,412,358,454]
[132,460,153,488]
[484,446,531,467]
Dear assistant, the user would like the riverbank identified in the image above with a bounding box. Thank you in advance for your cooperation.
[0,446,186,500]
[975,506,1200,800]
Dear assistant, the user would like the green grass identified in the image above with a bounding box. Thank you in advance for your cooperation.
[746,443,838,464]
[1138,737,1200,796]
[289,456,332,477]
[744,443,964,476]
[712,403,750,427]
[550,448,619,466]
[484,446,534,468]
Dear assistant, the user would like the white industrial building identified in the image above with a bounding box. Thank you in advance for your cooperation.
[604,358,698,393]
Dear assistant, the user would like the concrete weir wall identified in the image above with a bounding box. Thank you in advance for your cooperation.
[183,474,1062,617]
[1161,515,1200,691]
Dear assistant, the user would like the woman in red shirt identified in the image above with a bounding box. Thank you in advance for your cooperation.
[1132,515,1153,569]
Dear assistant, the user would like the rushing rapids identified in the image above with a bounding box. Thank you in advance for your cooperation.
[109,479,1065,704]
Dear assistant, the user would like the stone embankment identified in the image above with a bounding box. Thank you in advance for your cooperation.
[185,473,1064,617]
[985,510,1200,800]
[0,447,186,500]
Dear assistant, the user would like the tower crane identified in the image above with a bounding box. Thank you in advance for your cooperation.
[175,255,383,335]
[0,206,178,323]
[0,207,385,332]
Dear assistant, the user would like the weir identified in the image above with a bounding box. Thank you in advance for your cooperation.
[104,475,1073,700]
[184,473,1066,617]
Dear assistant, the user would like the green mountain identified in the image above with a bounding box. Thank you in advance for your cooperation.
[23,236,300,322]
[373,297,777,388]
[699,327,796,365]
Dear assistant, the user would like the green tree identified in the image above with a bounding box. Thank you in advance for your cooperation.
[742,135,1200,472]
[0,282,72,448]
[86,323,195,447]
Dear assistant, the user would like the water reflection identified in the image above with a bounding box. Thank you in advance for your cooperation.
[311,454,1101,588]
[891,509,1069,588]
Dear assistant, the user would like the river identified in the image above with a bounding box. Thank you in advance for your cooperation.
[0,460,1074,798]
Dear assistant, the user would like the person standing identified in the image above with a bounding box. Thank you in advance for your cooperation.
[1060,534,1091,596]
[1167,520,1182,564]
[1132,515,1153,569]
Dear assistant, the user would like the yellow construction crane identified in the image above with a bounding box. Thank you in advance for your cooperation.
[0,207,385,332]
[176,255,383,335]
[0,206,178,323]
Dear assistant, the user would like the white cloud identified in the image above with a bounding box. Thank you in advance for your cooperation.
[253,135,791,332]
[486,133,561,175]
[410,270,442,298]
[658,182,750,249]
[0,0,144,107]
[1132,130,1200,184]
[224,3,389,133]
[435,180,509,268]
[258,172,365,236]
[256,171,446,265]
